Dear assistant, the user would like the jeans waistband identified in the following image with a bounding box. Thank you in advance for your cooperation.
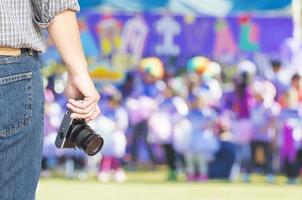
[0,49,38,65]
[0,47,37,56]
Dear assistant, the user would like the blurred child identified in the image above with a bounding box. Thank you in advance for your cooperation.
[211,111,237,179]
[42,93,61,177]
[269,59,289,101]
[126,95,158,168]
[279,74,302,184]
[93,90,128,182]
[289,74,302,105]
[148,83,188,180]
[281,120,302,184]
[227,72,253,181]
[184,94,219,182]
[247,80,280,183]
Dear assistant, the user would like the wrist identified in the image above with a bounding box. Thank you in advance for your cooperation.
[67,63,89,78]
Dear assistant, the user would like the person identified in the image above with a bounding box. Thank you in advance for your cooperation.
[126,79,158,168]
[247,80,280,183]
[148,84,181,181]
[228,72,253,182]
[269,59,289,102]
[279,74,302,184]
[0,1,100,199]
[95,90,128,183]
[281,121,302,184]
[184,95,219,182]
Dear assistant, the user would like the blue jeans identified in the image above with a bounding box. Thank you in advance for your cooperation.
[0,52,44,200]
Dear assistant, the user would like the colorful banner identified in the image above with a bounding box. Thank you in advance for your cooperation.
[41,13,293,82]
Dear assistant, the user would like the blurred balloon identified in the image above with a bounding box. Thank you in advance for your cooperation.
[140,57,165,79]
[252,80,277,104]
[187,56,210,75]
[204,62,222,77]
[262,80,277,102]
[238,60,257,75]
[206,79,223,105]
[54,76,65,94]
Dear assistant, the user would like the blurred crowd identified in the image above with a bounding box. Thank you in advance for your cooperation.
[42,58,302,184]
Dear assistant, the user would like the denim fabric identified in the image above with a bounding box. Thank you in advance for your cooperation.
[0,53,44,200]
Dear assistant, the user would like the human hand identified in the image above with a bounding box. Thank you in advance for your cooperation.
[64,72,101,122]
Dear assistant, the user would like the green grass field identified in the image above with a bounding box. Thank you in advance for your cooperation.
[37,171,302,200]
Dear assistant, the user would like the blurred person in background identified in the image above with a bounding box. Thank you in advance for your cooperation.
[231,72,253,122]
[281,121,302,184]
[247,80,280,183]
[119,72,135,99]
[95,89,128,182]
[0,1,100,199]
[211,110,237,180]
[269,59,289,101]
[184,94,219,182]
[279,73,302,184]
[229,71,253,182]
[289,74,302,104]
[148,83,177,180]
[41,90,62,177]
[148,83,187,181]
[126,72,159,168]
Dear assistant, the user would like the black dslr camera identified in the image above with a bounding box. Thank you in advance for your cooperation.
[55,110,104,156]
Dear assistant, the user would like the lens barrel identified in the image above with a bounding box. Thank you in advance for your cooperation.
[74,125,104,156]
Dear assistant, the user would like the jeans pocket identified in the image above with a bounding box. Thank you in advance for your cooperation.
[0,71,33,138]
[0,55,11,63]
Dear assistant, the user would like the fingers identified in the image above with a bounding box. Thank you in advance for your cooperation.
[85,107,101,122]
[67,101,95,115]
[70,106,101,121]
[68,95,100,110]
[65,73,101,121]
[67,95,101,120]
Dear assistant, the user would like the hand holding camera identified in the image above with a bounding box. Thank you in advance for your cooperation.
[65,72,101,122]
[55,110,104,156]
[56,72,103,156]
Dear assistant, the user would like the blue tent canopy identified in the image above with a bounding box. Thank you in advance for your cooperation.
[231,0,292,11]
[79,0,168,10]
[79,0,292,15]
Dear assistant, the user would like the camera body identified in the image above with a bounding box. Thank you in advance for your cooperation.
[55,110,80,149]
[55,110,104,156]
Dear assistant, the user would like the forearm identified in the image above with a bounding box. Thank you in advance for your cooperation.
[47,10,88,76]
[46,9,100,120]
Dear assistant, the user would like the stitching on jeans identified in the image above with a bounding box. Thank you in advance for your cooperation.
[0,73,33,137]
[0,54,27,65]
[0,72,32,85]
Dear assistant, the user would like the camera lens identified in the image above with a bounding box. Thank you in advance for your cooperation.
[74,126,104,156]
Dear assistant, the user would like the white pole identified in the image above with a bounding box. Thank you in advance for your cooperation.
[292,0,302,41]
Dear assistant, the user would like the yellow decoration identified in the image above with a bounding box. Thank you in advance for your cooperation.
[89,68,123,81]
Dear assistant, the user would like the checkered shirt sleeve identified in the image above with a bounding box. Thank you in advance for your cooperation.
[32,0,80,28]
[0,0,80,52]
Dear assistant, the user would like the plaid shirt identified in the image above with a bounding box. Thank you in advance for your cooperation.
[0,0,80,52]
